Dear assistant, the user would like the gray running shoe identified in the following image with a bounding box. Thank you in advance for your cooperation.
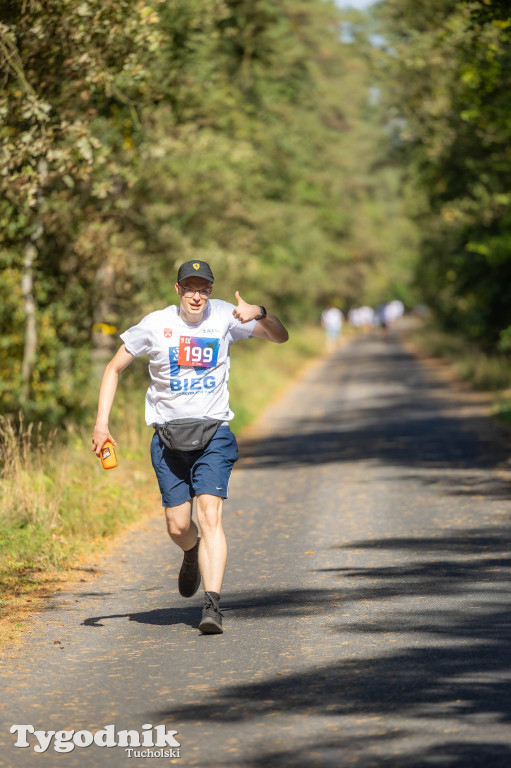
[199,592,224,634]
[178,539,201,598]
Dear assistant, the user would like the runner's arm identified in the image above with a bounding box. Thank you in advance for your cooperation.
[92,344,135,455]
[251,313,289,343]
[232,291,289,344]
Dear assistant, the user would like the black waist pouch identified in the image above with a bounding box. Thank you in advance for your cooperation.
[157,418,223,452]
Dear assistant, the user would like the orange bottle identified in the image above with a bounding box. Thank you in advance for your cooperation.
[100,440,118,470]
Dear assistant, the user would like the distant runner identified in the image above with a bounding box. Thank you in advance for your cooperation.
[92,261,289,634]
[321,305,343,351]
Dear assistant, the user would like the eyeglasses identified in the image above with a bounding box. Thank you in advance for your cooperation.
[179,285,212,298]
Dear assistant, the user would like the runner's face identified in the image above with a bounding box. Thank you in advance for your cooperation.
[175,277,212,318]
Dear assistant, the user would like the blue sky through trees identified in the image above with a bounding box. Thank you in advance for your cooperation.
[334,0,377,8]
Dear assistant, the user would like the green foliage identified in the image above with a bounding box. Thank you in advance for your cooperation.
[412,322,511,392]
[376,0,511,348]
[1,0,415,426]
[0,0,163,421]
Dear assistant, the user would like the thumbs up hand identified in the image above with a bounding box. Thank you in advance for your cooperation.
[232,291,261,323]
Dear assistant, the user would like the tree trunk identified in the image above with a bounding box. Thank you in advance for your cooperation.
[20,158,47,405]
[20,242,38,403]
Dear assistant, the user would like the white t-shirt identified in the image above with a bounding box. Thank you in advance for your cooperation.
[120,300,256,426]
[321,307,343,332]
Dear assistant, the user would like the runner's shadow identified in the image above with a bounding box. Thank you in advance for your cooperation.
[82,589,342,629]
[82,606,199,629]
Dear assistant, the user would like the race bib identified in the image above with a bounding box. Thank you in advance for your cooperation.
[178,336,220,368]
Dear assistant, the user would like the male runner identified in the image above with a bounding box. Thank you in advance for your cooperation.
[91,260,289,634]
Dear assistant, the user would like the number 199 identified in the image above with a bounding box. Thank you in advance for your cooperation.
[184,346,213,364]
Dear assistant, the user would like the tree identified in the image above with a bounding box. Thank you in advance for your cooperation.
[376,0,511,347]
[0,0,415,425]
[0,0,163,420]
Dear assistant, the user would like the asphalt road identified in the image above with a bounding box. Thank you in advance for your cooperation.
[2,323,511,768]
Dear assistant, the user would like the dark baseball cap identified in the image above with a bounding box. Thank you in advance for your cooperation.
[177,260,214,284]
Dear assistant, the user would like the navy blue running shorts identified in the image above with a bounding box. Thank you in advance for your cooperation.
[150,425,238,508]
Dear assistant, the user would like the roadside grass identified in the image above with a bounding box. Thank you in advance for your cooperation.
[0,412,157,641]
[409,321,511,422]
[0,325,326,642]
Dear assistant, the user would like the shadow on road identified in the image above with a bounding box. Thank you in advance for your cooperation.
[199,742,511,768]
[238,334,511,505]
[82,606,200,629]
[82,331,511,767]
[141,523,511,767]
[240,416,503,469]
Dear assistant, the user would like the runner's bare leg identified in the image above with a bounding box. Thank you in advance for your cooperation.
[165,500,198,551]
[196,494,226,593]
